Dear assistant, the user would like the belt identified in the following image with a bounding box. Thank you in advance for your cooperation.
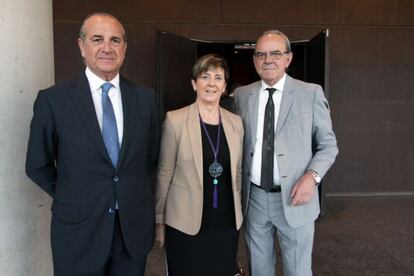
[251,182,281,193]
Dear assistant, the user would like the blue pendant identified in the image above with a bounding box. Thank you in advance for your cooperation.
[209,161,223,178]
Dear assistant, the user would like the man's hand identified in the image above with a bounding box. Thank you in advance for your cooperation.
[155,223,165,248]
[290,173,317,206]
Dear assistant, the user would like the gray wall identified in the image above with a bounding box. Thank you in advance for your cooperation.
[1,0,54,274]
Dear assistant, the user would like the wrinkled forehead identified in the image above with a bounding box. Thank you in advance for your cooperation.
[83,15,125,38]
[255,34,287,52]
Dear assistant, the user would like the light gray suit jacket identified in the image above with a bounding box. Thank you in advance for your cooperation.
[234,75,338,228]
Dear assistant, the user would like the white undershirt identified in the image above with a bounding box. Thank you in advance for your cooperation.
[85,67,124,145]
[250,74,286,186]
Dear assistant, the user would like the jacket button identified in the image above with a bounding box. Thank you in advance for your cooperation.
[113,176,119,182]
[250,152,254,157]
[108,208,115,214]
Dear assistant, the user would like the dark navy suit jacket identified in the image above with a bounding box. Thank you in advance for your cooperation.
[26,73,160,272]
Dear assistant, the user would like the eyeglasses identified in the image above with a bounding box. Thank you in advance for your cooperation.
[253,51,290,60]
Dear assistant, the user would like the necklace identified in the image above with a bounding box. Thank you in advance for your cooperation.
[199,112,223,209]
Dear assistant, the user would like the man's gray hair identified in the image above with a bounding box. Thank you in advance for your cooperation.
[259,30,291,53]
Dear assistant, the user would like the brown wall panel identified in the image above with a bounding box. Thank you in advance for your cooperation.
[334,0,414,26]
[222,0,339,25]
[53,0,414,194]
[222,0,414,26]
[54,0,221,24]
[330,27,414,102]
[328,27,414,193]
[330,102,414,193]
[53,24,83,83]
[121,25,158,87]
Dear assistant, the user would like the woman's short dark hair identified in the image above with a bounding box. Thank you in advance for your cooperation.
[192,54,229,83]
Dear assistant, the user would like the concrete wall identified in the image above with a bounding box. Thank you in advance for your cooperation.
[0,0,54,274]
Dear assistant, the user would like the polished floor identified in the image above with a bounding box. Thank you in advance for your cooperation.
[146,196,414,276]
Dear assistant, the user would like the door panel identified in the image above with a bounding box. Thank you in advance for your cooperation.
[156,30,198,118]
[305,29,329,215]
[305,29,329,97]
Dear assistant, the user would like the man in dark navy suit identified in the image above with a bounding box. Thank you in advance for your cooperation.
[26,12,159,275]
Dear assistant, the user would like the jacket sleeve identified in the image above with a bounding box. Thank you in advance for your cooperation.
[155,112,178,224]
[25,91,57,197]
[307,86,339,177]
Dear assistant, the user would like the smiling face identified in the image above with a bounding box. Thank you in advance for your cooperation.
[78,15,127,80]
[253,33,292,86]
[192,66,227,107]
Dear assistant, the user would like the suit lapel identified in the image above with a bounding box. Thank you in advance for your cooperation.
[69,73,112,165]
[247,82,261,146]
[187,103,203,187]
[117,77,135,170]
[276,75,295,137]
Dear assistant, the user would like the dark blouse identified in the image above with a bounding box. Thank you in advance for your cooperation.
[200,121,235,229]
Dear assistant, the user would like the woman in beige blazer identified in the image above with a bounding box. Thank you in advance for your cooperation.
[155,54,244,275]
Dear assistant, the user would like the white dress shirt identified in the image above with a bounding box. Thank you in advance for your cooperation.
[250,74,287,186]
[85,67,124,145]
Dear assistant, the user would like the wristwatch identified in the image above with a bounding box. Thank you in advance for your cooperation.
[307,170,321,184]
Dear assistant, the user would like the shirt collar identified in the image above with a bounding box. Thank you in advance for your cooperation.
[260,73,287,92]
[85,67,120,92]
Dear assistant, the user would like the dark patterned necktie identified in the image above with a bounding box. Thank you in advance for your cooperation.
[101,82,119,167]
[260,88,276,192]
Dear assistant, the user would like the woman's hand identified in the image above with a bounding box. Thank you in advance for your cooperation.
[155,223,166,248]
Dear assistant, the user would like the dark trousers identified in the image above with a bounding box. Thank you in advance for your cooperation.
[54,212,147,276]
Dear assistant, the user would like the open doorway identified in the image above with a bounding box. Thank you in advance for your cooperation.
[157,30,329,115]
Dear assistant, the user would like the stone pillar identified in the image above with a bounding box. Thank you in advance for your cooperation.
[0,0,54,275]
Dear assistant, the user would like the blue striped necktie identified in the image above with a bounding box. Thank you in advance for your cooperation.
[101,82,119,167]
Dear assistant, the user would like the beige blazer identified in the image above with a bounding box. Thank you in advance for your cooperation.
[156,102,244,235]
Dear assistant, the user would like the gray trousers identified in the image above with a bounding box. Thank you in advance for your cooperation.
[244,185,314,276]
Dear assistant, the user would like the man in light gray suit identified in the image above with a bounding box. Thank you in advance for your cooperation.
[234,30,338,276]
